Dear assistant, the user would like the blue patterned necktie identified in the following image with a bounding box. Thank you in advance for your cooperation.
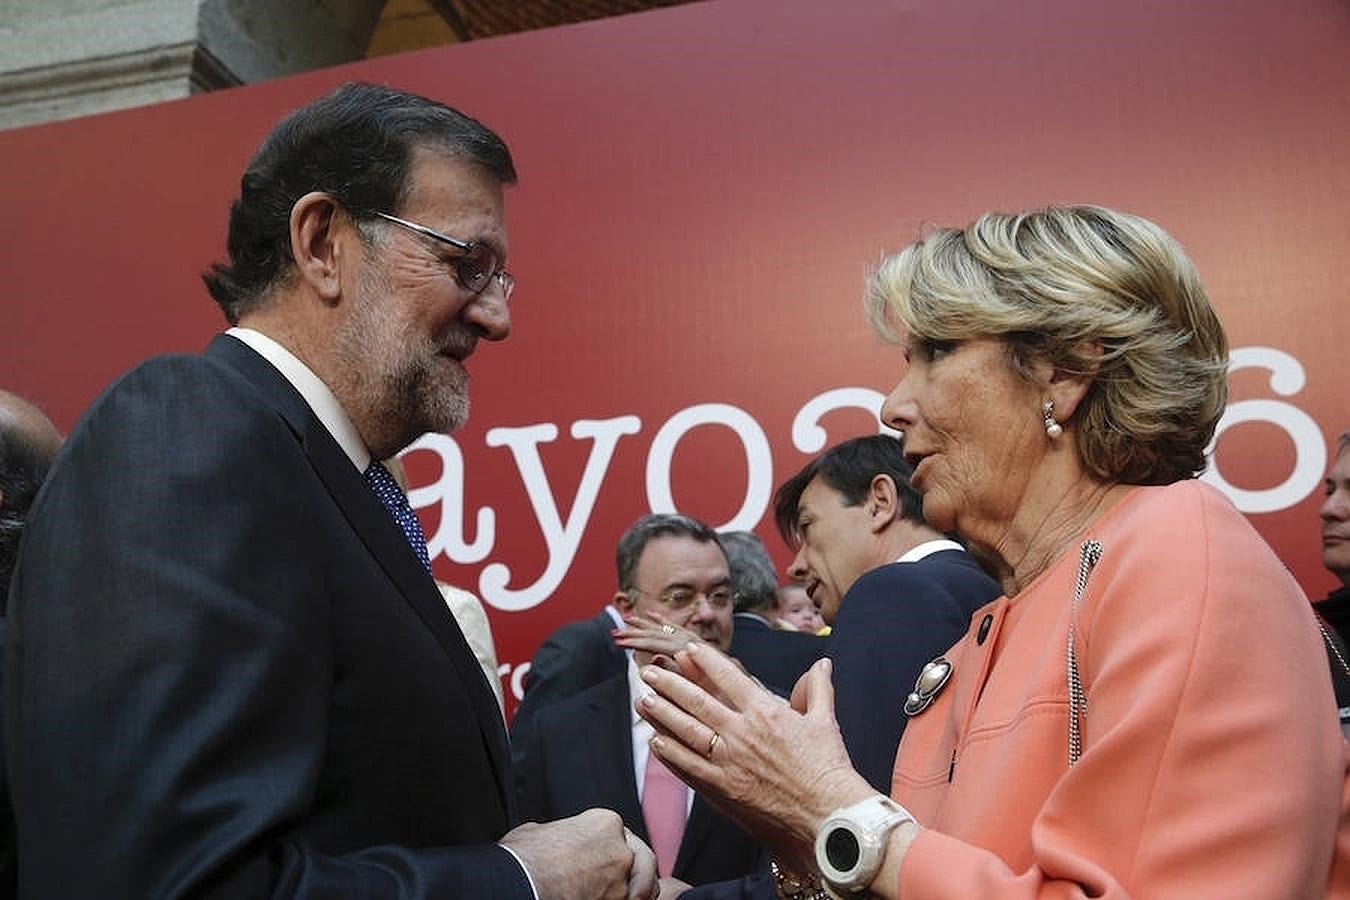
[365,461,433,575]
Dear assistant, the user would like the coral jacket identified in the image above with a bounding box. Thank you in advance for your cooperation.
[890,480,1348,898]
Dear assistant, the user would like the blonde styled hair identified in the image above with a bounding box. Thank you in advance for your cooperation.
[867,205,1229,485]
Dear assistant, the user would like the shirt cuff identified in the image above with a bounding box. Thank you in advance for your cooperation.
[498,842,541,900]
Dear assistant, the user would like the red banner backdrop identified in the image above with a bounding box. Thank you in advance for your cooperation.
[2,0,1347,714]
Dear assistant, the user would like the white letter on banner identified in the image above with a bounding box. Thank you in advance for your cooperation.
[508,661,530,702]
[1201,347,1326,513]
[479,416,641,611]
[403,432,495,564]
[646,403,772,531]
[792,387,901,452]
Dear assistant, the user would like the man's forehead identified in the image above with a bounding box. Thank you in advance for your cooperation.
[1332,450,1350,481]
[403,148,508,253]
[636,534,728,585]
[798,475,846,514]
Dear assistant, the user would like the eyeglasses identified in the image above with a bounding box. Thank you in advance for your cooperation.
[630,586,736,613]
[370,211,515,301]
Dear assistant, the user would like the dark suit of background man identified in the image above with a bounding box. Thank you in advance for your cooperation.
[774,434,1002,793]
[512,605,627,735]
[0,389,62,899]
[513,515,765,898]
[717,530,826,695]
[6,83,654,900]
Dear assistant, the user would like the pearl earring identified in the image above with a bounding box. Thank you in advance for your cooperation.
[1043,399,1063,438]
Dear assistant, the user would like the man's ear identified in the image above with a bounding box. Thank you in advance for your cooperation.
[866,474,899,533]
[289,191,346,304]
[613,590,636,616]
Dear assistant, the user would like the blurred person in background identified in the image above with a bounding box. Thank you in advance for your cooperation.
[773,582,825,634]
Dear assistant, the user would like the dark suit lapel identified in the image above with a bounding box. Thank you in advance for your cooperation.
[673,795,719,879]
[205,334,515,814]
[589,673,647,838]
[594,609,627,668]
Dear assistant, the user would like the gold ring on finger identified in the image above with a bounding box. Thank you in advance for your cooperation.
[661,623,677,635]
[705,730,721,759]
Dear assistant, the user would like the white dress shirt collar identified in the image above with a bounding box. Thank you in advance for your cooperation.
[627,658,692,814]
[896,538,966,564]
[226,327,370,472]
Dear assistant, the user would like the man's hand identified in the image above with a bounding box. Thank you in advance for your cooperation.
[501,809,658,900]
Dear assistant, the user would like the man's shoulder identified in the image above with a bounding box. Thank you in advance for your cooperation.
[842,554,1000,616]
[732,622,826,652]
[77,343,270,436]
[852,553,977,589]
[535,611,615,655]
[763,627,828,651]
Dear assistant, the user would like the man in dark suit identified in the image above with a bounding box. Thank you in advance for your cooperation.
[513,515,765,896]
[6,83,652,900]
[0,391,61,612]
[513,605,627,733]
[718,530,826,695]
[0,389,62,898]
[773,435,1002,793]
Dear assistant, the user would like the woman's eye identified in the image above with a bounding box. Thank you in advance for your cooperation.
[921,339,957,361]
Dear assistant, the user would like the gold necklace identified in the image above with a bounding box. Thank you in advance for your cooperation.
[1319,622,1350,679]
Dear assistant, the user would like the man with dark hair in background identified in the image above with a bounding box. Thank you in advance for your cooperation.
[7,83,653,900]
[773,434,1002,792]
[1317,430,1350,645]
[0,388,62,898]
[1316,429,1350,735]
[718,530,825,695]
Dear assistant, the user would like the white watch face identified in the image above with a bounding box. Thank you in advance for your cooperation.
[823,824,862,873]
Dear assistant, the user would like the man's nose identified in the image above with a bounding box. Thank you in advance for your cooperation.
[464,289,510,341]
[688,595,717,619]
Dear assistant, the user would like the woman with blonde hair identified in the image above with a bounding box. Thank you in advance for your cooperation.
[640,206,1348,898]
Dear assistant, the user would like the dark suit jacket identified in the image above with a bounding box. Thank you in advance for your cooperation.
[5,336,531,898]
[512,671,765,886]
[512,607,626,732]
[0,618,11,900]
[728,614,828,695]
[828,550,1002,792]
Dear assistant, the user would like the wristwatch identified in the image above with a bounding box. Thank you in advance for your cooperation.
[814,794,914,897]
